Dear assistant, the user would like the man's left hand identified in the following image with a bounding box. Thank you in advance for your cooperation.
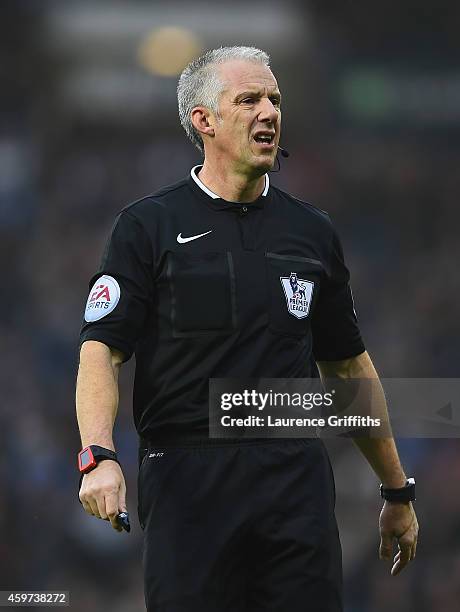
[379,501,419,576]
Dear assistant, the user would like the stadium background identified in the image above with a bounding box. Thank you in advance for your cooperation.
[1,0,459,610]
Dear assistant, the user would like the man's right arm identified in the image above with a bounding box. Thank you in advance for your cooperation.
[76,340,127,532]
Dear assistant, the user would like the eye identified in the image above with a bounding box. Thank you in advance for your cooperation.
[270,97,281,107]
[241,97,255,104]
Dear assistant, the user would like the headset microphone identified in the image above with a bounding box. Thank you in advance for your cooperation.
[278,146,290,158]
[270,145,291,173]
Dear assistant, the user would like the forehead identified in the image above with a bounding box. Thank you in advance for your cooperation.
[217,60,279,96]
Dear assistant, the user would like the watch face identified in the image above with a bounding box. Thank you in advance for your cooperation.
[80,449,91,468]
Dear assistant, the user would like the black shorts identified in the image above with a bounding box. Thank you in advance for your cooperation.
[138,438,342,612]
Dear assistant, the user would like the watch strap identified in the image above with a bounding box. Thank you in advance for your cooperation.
[380,477,416,503]
[87,445,118,464]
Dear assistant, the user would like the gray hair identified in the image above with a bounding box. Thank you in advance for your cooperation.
[177,46,270,154]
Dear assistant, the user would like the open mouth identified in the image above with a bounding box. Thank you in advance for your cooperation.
[253,133,276,149]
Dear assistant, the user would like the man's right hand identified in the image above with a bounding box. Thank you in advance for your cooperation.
[79,460,127,532]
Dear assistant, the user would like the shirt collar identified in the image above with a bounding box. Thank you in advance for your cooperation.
[190,165,270,200]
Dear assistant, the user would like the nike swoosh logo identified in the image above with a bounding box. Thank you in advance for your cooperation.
[177,230,212,244]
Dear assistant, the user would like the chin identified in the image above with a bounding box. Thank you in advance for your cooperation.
[251,154,275,172]
[239,152,275,177]
[257,157,275,173]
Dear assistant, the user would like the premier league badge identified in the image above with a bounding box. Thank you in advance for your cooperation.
[280,272,314,319]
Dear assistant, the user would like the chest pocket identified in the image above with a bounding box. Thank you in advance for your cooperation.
[265,252,323,337]
[167,251,237,337]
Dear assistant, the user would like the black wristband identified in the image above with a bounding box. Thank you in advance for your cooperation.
[380,477,416,503]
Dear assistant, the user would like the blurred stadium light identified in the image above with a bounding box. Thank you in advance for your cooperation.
[340,68,460,125]
[137,27,203,76]
[43,0,308,119]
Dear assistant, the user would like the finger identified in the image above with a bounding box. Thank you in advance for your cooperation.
[79,481,92,515]
[379,533,393,561]
[391,550,401,576]
[96,495,108,521]
[105,492,123,531]
[391,543,411,576]
[391,558,401,576]
[80,498,94,516]
[79,487,98,517]
[87,496,101,519]
[410,537,418,560]
[118,486,127,514]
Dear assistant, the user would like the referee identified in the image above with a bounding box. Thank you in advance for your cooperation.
[76,46,418,611]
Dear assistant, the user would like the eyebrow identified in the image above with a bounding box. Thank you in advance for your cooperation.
[235,90,282,102]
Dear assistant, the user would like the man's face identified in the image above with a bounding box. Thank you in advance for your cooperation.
[210,60,282,175]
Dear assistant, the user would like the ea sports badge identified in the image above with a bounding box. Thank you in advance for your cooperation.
[84,275,120,322]
[280,272,314,319]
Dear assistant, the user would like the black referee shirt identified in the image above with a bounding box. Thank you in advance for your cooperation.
[79,166,365,440]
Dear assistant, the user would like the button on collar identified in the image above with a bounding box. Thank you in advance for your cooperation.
[188,166,270,212]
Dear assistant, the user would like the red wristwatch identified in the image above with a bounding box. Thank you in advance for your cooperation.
[78,445,118,474]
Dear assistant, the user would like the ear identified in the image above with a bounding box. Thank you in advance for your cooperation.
[191,107,215,138]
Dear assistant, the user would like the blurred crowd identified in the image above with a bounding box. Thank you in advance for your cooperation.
[1,1,459,611]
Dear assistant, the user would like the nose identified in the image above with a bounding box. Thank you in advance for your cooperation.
[257,97,279,124]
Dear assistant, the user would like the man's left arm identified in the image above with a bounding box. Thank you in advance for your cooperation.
[317,350,419,576]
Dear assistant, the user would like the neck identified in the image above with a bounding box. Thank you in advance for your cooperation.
[198,159,266,203]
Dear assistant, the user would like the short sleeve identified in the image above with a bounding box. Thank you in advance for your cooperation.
[79,211,153,361]
[312,226,365,361]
